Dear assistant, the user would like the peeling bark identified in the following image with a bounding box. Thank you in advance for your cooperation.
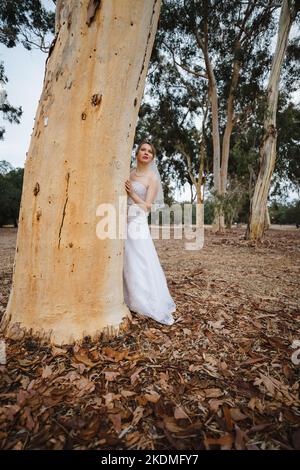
[86,0,101,27]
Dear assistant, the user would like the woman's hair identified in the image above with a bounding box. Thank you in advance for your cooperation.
[135,141,156,160]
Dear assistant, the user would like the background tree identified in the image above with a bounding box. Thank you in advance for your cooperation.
[0,160,24,226]
[246,0,299,240]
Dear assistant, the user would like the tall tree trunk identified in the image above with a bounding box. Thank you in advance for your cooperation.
[189,182,194,204]
[246,0,294,241]
[206,61,222,232]
[176,129,205,249]
[1,0,161,345]
[195,23,222,232]
[220,56,241,196]
[264,205,271,230]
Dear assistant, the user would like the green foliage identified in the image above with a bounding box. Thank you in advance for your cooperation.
[203,198,215,224]
[274,100,300,192]
[0,0,55,52]
[210,177,249,227]
[269,199,300,226]
[0,160,24,226]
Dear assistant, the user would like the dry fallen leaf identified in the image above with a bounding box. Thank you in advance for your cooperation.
[104,371,120,382]
[209,399,224,412]
[74,351,95,368]
[204,433,234,450]
[223,406,234,431]
[41,365,53,379]
[102,347,128,362]
[204,388,224,398]
[144,391,161,403]
[230,408,248,422]
[130,367,143,385]
[234,424,248,450]
[131,406,144,426]
[163,416,185,433]
[51,346,68,357]
[103,393,121,407]
[121,390,136,398]
[174,405,190,421]
[109,414,122,434]
[208,320,225,330]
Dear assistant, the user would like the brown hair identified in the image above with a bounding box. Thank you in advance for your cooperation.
[135,141,156,160]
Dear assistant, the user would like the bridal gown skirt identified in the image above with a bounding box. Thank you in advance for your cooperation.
[123,199,176,326]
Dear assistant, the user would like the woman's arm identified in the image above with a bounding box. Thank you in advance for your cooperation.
[125,175,159,213]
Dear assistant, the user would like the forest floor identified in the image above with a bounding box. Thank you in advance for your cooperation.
[0,226,299,450]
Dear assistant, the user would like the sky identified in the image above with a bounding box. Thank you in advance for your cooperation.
[0,4,298,203]
[0,43,46,168]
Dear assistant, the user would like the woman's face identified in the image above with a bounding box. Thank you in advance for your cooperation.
[136,143,154,164]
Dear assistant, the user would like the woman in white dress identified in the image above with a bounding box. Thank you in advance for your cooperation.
[123,141,176,325]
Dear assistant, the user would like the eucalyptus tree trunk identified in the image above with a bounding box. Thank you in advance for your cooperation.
[220,54,241,198]
[205,58,223,232]
[195,25,222,232]
[177,129,206,236]
[1,0,161,345]
[264,205,271,230]
[246,0,294,241]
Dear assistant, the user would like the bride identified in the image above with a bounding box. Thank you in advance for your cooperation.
[123,141,176,325]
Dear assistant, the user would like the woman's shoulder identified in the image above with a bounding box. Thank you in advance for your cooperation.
[149,170,159,183]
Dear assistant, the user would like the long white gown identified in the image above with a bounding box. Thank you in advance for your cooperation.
[123,180,176,325]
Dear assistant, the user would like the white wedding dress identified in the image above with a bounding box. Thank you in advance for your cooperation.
[123,180,176,325]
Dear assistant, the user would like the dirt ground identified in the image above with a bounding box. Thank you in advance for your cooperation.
[0,226,299,450]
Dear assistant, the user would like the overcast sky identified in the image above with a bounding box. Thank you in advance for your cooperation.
[0,43,47,168]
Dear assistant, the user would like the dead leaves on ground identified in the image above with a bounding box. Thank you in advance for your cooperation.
[0,227,299,450]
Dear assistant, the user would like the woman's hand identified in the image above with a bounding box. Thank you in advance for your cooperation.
[125,179,135,197]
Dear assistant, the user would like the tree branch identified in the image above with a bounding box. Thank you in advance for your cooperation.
[162,41,207,79]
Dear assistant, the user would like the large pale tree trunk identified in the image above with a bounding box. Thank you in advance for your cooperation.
[1,0,161,345]
[246,0,294,241]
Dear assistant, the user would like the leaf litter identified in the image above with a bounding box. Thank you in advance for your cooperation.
[0,226,299,450]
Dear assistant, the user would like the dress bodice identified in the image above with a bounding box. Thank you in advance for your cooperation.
[127,180,148,205]
[127,180,149,220]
